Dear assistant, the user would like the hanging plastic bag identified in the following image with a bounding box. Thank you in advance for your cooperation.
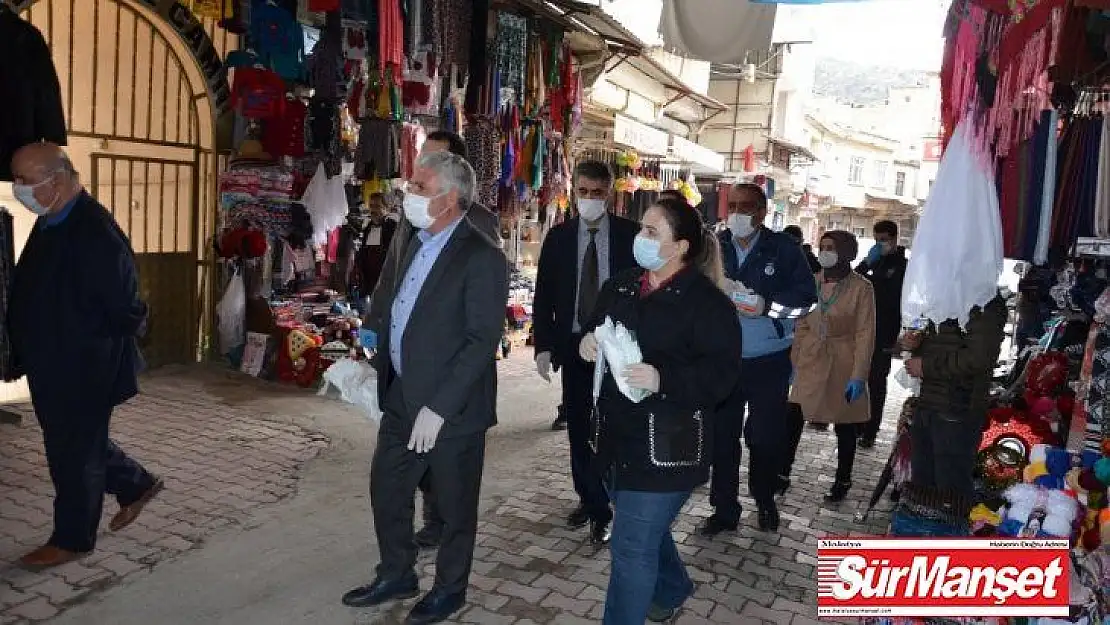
[216,268,246,355]
[318,358,380,421]
[893,364,921,396]
[902,120,1003,329]
[594,317,649,403]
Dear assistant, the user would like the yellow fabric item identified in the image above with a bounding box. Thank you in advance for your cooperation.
[190,0,229,19]
[1023,461,1049,483]
[288,330,315,360]
[969,504,1001,526]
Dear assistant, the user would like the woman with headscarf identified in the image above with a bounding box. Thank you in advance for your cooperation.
[780,231,876,503]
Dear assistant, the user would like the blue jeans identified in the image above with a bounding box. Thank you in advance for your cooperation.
[603,489,694,625]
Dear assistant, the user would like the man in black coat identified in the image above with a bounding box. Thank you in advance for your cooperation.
[532,160,639,545]
[855,220,908,447]
[342,151,508,625]
[7,143,161,568]
[365,131,501,552]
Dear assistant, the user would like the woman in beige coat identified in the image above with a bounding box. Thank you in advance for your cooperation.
[782,230,876,503]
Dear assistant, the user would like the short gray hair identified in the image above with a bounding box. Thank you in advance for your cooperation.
[416,150,476,208]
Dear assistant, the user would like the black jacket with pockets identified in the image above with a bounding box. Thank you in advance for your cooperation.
[585,267,742,493]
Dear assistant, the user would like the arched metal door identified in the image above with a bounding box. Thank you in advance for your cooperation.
[20,0,235,367]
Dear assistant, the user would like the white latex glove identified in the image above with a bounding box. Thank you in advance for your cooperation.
[535,351,552,382]
[623,363,660,393]
[734,293,765,317]
[579,333,598,362]
[408,407,445,454]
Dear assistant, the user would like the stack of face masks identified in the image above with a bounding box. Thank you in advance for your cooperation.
[594,317,648,403]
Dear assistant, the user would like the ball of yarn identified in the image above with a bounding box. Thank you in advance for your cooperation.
[1083,450,1101,469]
[1030,444,1049,465]
[1042,513,1073,537]
[1084,526,1102,551]
[1023,462,1049,483]
[1068,467,1085,493]
[1095,458,1110,485]
[1046,448,1071,476]
[1081,468,1103,492]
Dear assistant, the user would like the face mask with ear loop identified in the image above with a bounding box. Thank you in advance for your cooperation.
[13,170,62,217]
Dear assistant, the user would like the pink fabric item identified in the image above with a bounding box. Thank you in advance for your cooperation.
[326,228,340,264]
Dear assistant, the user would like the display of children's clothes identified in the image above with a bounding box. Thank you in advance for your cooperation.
[250,0,306,82]
[356,118,401,179]
[402,50,440,116]
[231,67,288,119]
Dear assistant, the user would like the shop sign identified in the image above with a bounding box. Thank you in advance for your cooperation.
[613,114,669,156]
[923,140,943,162]
[13,0,231,118]
[670,135,725,172]
[818,538,1069,618]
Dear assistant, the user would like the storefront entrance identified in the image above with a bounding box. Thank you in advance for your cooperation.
[17,0,234,367]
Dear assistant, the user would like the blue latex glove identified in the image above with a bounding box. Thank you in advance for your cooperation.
[359,328,378,350]
[845,379,865,403]
[865,243,882,265]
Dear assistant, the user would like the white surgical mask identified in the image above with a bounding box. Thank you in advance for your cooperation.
[13,173,59,217]
[577,198,607,222]
[728,213,755,239]
[818,251,839,269]
[402,191,446,230]
[633,235,671,272]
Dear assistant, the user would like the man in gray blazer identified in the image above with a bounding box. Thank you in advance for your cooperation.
[364,130,501,551]
[343,151,508,625]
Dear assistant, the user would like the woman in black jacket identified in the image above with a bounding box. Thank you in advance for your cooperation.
[578,198,742,624]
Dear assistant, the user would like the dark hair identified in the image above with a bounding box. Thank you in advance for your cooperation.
[574,160,613,186]
[426,131,468,161]
[874,220,898,238]
[658,189,684,202]
[734,182,768,206]
[783,225,803,241]
[652,198,723,286]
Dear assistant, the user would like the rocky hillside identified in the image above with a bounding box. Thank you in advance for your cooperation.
[813,57,934,105]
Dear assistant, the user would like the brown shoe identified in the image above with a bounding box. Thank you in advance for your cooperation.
[109,478,164,532]
[19,545,88,569]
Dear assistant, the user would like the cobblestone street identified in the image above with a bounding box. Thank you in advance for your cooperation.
[0,351,902,624]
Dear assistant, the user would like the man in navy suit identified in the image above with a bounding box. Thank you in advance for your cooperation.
[532,160,639,545]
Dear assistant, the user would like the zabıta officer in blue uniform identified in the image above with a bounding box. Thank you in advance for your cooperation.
[702,183,818,535]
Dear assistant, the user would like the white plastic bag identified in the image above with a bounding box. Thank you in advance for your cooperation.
[901,120,1003,329]
[893,364,921,396]
[216,268,246,355]
[318,358,381,421]
[594,317,649,403]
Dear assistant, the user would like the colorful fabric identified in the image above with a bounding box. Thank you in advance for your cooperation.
[250,0,306,82]
[231,67,287,119]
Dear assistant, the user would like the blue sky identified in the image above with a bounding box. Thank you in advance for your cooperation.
[777,0,950,70]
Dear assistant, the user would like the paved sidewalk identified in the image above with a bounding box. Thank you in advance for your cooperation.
[0,353,905,624]
[0,377,330,624]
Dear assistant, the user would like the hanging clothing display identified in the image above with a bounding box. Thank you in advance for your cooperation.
[250,0,306,82]
[0,6,67,182]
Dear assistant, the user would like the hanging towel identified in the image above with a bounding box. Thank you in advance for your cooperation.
[1095,116,1110,237]
[1035,108,1059,264]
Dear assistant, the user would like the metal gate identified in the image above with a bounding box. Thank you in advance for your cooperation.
[20,0,236,366]
[90,155,199,367]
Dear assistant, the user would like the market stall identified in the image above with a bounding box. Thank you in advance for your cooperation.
[856,1,1110,622]
[205,0,583,386]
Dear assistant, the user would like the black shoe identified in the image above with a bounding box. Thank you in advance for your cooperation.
[698,514,738,537]
[551,415,568,431]
[567,505,590,529]
[757,505,780,532]
[590,518,611,545]
[858,435,876,449]
[776,474,791,496]
[342,575,420,608]
[824,480,852,503]
[808,422,829,431]
[647,603,677,622]
[405,588,466,625]
[414,524,442,549]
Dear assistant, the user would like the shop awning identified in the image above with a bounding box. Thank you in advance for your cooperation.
[767,136,818,161]
[659,0,777,64]
[498,0,644,54]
